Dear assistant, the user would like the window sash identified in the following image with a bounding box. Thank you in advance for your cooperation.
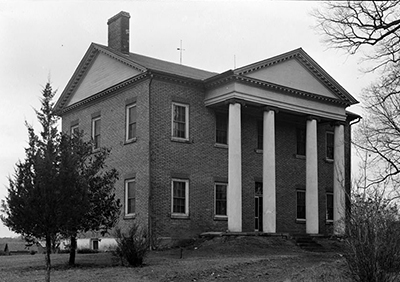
[326,132,334,160]
[172,103,189,140]
[126,104,137,141]
[215,183,227,216]
[296,128,306,156]
[326,193,334,221]
[297,190,306,220]
[215,114,228,145]
[125,180,135,215]
[92,118,101,149]
[172,179,189,216]
[257,120,263,150]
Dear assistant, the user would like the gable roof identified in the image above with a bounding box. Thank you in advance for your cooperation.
[232,48,358,105]
[55,43,217,113]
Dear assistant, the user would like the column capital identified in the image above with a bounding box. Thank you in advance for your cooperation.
[263,106,279,113]
[225,98,246,106]
[332,121,346,127]
[307,115,321,122]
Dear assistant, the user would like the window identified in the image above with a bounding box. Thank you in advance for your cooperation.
[92,239,99,250]
[215,183,227,217]
[326,132,334,160]
[215,113,228,145]
[257,120,263,150]
[326,193,333,221]
[92,117,101,149]
[125,179,135,216]
[171,179,189,217]
[70,125,79,136]
[172,103,189,140]
[297,190,306,220]
[126,104,137,142]
[296,128,306,156]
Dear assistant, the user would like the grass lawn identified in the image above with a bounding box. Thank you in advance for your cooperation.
[0,236,353,282]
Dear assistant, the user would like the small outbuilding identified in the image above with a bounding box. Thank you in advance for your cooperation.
[0,243,10,255]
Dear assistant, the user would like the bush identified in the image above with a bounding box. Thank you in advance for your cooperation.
[344,194,400,282]
[77,248,99,254]
[114,223,149,267]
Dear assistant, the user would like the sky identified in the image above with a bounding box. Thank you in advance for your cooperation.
[0,0,377,237]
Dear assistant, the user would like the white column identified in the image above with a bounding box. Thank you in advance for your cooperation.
[306,118,319,234]
[227,102,242,232]
[334,124,345,235]
[263,109,276,233]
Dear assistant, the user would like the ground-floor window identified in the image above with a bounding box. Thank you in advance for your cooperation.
[171,179,189,217]
[297,190,306,220]
[215,183,227,217]
[326,193,333,222]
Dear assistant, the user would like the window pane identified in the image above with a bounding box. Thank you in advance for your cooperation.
[257,120,263,150]
[216,114,227,144]
[126,181,135,214]
[327,194,333,221]
[297,128,306,156]
[297,191,306,219]
[172,104,187,139]
[173,181,186,214]
[326,133,334,160]
[215,184,227,216]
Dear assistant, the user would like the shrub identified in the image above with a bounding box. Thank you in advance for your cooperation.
[77,248,99,254]
[344,194,400,282]
[114,223,149,267]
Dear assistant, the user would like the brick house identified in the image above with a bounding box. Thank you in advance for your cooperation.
[55,11,359,246]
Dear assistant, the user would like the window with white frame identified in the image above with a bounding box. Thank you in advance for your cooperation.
[215,183,227,217]
[172,102,189,140]
[125,179,136,216]
[126,104,137,142]
[92,117,101,150]
[326,132,334,160]
[215,113,228,145]
[326,192,333,222]
[296,190,306,220]
[70,125,79,137]
[171,179,189,217]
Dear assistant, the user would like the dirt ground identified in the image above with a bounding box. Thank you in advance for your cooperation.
[0,236,353,282]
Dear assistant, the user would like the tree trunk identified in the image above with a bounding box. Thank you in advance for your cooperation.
[68,235,77,266]
[45,235,52,282]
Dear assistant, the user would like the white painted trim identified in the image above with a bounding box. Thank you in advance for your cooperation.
[125,179,136,216]
[91,117,101,150]
[214,182,228,218]
[171,178,189,217]
[171,102,189,141]
[125,103,137,142]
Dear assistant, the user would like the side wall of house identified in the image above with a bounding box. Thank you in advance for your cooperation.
[60,79,151,233]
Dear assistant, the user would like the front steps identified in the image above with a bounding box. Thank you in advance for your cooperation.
[292,234,325,252]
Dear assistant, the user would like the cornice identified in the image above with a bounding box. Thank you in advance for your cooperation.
[58,73,149,115]
[149,70,204,88]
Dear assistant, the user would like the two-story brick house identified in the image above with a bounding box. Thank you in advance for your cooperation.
[55,11,359,247]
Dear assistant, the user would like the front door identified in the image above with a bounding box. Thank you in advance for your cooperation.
[255,182,263,232]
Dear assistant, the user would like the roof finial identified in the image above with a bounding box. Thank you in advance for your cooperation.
[177,40,185,65]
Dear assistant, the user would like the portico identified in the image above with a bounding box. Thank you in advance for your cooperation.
[204,48,357,235]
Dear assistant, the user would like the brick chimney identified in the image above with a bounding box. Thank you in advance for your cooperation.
[107,11,130,54]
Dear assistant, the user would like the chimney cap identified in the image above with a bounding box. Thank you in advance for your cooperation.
[107,11,130,25]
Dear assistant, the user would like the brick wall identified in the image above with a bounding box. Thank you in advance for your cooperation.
[60,79,151,233]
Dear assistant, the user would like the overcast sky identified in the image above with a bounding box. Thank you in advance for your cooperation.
[0,0,376,237]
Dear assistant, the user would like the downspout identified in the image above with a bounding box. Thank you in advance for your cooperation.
[148,72,154,249]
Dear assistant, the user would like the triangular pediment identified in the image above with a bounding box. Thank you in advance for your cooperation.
[243,58,337,99]
[66,51,142,106]
[233,48,358,105]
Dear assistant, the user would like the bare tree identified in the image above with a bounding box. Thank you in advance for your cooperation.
[313,1,400,191]
[313,1,400,72]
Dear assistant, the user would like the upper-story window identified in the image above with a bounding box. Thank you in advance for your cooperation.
[172,102,189,141]
[257,120,263,150]
[92,117,101,150]
[126,104,137,142]
[70,125,79,137]
[296,127,306,156]
[326,132,334,160]
[215,113,228,145]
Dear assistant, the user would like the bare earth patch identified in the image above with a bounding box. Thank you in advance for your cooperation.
[0,236,352,282]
